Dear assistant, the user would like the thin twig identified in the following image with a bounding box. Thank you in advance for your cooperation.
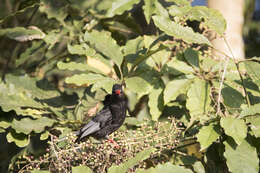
[223,37,251,106]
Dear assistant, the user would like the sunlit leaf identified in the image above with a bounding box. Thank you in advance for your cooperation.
[0,26,45,42]
[108,148,155,173]
[84,30,124,68]
[244,60,260,84]
[164,78,192,104]
[152,15,211,45]
[186,79,211,118]
[6,130,29,147]
[107,0,141,17]
[72,165,93,173]
[136,162,193,173]
[148,84,164,121]
[125,77,152,99]
[11,117,55,135]
[143,0,156,24]
[224,139,259,173]
[240,103,260,118]
[220,117,247,145]
[196,124,220,150]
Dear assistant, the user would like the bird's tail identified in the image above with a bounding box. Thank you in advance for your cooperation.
[75,120,100,143]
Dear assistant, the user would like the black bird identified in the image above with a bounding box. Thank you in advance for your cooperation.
[75,84,127,143]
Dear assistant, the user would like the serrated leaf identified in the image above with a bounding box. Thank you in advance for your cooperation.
[184,48,199,68]
[137,162,193,173]
[244,60,260,83]
[65,73,106,86]
[84,30,124,68]
[57,61,104,74]
[186,79,211,118]
[125,77,152,99]
[193,161,205,173]
[67,43,95,56]
[220,117,247,145]
[0,75,59,114]
[108,148,155,173]
[152,15,211,45]
[224,139,259,173]
[72,166,93,173]
[148,85,164,121]
[240,103,260,118]
[40,131,50,140]
[39,0,67,24]
[11,117,55,135]
[196,124,220,150]
[189,6,226,35]
[246,116,260,137]
[222,86,245,108]
[164,78,192,104]
[143,0,156,24]
[6,130,29,147]
[0,26,45,42]
[31,170,50,173]
[91,78,116,93]
[107,0,141,17]
[162,59,194,75]
[16,41,44,67]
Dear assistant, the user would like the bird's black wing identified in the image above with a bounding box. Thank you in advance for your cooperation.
[75,106,112,142]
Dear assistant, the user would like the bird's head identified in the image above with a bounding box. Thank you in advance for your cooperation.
[112,84,123,96]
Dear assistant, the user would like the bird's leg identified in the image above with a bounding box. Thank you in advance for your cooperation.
[105,135,119,148]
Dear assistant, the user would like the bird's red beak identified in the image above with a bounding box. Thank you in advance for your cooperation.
[115,89,121,95]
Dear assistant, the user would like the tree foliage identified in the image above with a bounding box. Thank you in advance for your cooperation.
[0,0,259,172]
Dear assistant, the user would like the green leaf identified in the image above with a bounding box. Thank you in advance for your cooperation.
[244,60,260,83]
[240,103,260,118]
[162,59,194,75]
[107,0,141,17]
[189,6,226,35]
[143,0,156,24]
[186,79,211,118]
[184,48,199,68]
[0,75,59,115]
[84,30,124,68]
[137,162,193,173]
[0,26,45,42]
[246,116,260,138]
[148,85,164,121]
[193,161,205,173]
[11,117,55,135]
[224,139,259,173]
[196,124,220,150]
[72,166,93,173]
[6,130,29,147]
[108,148,155,173]
[57,61,105,74]
[222,86,245,108]
[152,15,211,45]
[220,117,247,145]
[67,43,95,56]
[39,0,67,24]
[125,77,152,99]
[16,41,44,67]
[164,78,192,104]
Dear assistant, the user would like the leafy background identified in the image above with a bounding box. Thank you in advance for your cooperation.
[0,0,260,172]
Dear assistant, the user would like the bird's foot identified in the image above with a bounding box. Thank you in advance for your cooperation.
[107,139,120,148]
